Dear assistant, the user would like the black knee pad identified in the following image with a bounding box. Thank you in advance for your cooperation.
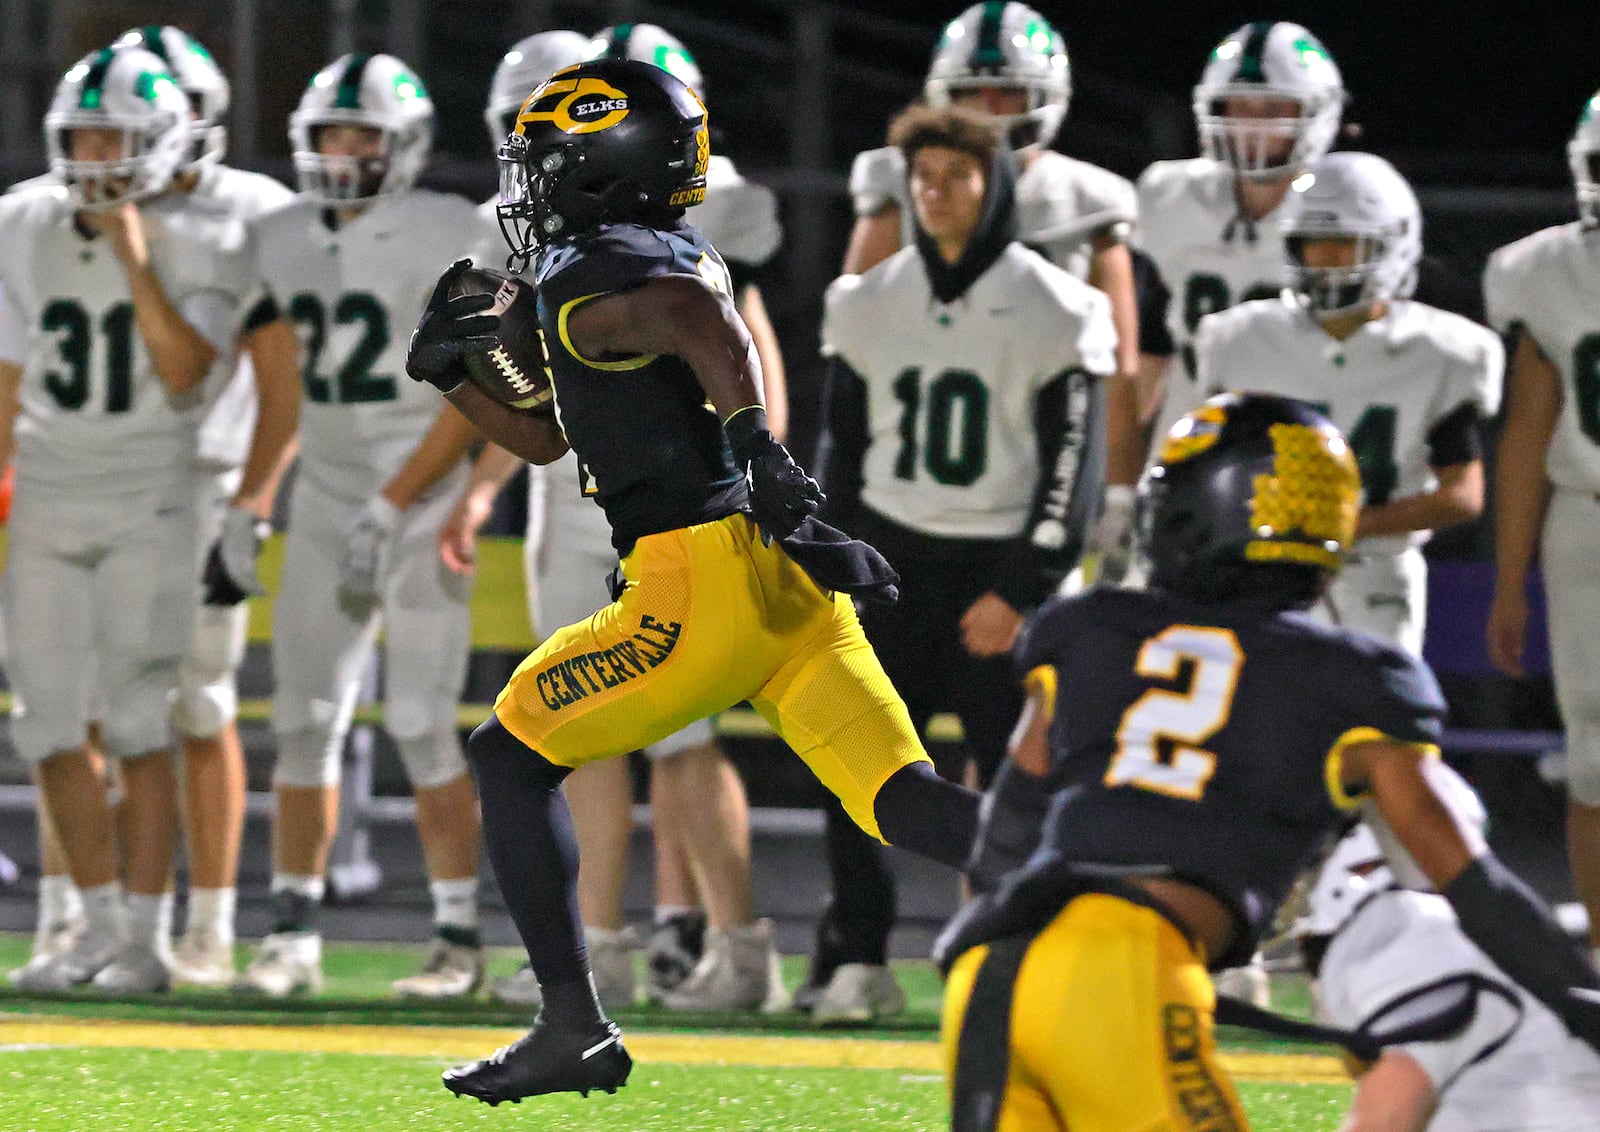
[467,715,570,792]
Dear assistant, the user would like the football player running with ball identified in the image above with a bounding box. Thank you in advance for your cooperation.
[1095,20,1346,580]
[237,53,493,1000]
[0,47,258,993]
[938,395,1600,1132]
[807,104,1113,1023]
[406,58,980,1104]
[1485,88,1600,974]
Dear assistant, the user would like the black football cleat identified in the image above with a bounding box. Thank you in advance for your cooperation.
[442,1015,632,1105]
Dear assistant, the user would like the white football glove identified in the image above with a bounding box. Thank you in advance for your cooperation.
[203,506,270,605]
[1089,484,1138,584]
[337,496,401,621]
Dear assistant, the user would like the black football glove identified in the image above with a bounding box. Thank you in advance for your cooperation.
[201,507,270,606]
[406,258,502,393]
[724,406,824,543]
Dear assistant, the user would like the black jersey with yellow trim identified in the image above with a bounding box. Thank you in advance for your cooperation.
[534,220,747,552]
[1013,585,1444,967]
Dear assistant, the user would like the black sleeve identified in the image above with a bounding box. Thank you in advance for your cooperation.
[727,255,778,296]
[990,368,1108,612]
[1342,640,1448,751]
[1133,249,1174,358]
[242,292,282,334]
[1012,593,1078,679]
[1426,400,1483,468]
[818,356,870,532]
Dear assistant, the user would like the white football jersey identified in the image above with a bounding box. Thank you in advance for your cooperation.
[1484,221,1600,494]
[254,189,494,502]
[823,243,1115,538]
[1194,296,1504,555]
[1138,158,1294,437]
[181,164,295,469]
[850,146,1135,280]
[0,183,256,500]
[1321,890,1600,1130]
[697,154,781,272]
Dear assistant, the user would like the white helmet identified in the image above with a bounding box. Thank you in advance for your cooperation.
[586,23,704,95]
[115,25,230,168]
[1193,21,1344,181]
[289,53,433,207]
[925,2,1071,154]
[1568,90,1600,227]
[1298,823,1391,941]
[45,46,191,211]
[484,31,591,152]
[1280,152,1421,319]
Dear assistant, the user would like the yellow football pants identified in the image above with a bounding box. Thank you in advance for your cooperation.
[942,894,1250,1131]
[494,513,930,840]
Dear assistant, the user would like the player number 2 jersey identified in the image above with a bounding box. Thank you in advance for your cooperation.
[1484,221,1600,494]
[821,243,1115,539]
[252,188,493,502]
[1016,586,1445,967]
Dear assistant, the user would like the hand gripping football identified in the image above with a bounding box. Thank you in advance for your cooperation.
[447,266,553,412]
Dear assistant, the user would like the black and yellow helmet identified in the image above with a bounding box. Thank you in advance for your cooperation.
[1144,393,1360,608]
[496,58,709,267]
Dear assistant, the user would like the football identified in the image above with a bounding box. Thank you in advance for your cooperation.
[447,265,554,412]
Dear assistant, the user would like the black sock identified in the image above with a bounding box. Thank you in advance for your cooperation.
[436,924,482,949]
[873,761,980,869]
[270,889,319,935]
[466,716,603,1027]
[816,793,896,971]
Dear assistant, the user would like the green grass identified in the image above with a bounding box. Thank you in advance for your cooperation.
[0,1048,1349,1132]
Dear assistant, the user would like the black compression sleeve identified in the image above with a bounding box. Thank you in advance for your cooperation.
[1425,400,1483,468]
[242,292,283,334]
[1134,249,1174,358]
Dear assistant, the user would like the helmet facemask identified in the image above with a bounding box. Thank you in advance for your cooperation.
[929,75,1066,154]
[496,133,586,271]
[1570,142,1600,228]
[48,112,185,211]
[1286,230,1391,320]
[290,114,428,207]
[1195,89,1340,181]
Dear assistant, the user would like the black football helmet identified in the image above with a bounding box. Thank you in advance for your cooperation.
[497,58,709,269]
[1142,392,1360,608]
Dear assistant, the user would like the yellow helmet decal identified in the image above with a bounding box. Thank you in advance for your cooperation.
[515,75,631,136]
[1158,401,1230,466]
[1245,422,1361,569]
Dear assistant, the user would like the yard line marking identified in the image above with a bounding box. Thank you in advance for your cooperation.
[0,1017,1348,1083]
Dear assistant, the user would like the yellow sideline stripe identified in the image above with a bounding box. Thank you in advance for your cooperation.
[0,1018,1348,1083]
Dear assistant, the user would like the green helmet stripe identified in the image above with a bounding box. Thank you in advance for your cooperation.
[604,25,634,60]
[78,47,117,109]
[1235,20,1273,83]
[968,1,1008,69]
[140,25,170,62]
[335,52,372,110]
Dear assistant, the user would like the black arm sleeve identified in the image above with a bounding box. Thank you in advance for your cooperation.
[1133,249,1174,358]
[1425,400,1484,468]
[242,292,283,334]
[991,369,1108,612]
[1445,854,1600,1056]
[818,356,870,532]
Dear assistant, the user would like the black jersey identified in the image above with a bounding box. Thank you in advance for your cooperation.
[1016,586,1445,967]
[534,221,747,553]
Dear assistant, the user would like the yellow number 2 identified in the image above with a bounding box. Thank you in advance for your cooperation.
[1104,625,1243,801]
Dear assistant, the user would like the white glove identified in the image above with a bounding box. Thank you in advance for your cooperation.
[1089,484,1138,584]
[203,506,270,605]
[337,496,401,621]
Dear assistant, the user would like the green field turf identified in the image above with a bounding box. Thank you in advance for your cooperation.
[0,933,1351,1129]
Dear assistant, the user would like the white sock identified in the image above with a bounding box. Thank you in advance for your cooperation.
[270,873,326,902]
[38,874,82,934]
[126,891,174,953]
[430,877,479,932]
[187,887,236,943]
[79,882,126,943]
